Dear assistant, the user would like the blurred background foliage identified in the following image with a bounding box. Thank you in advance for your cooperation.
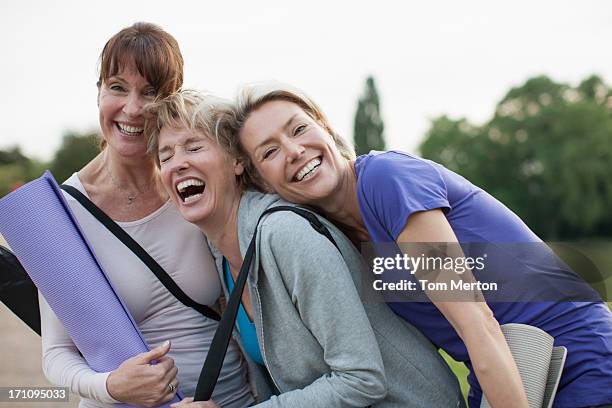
[0,131,99,197]
[48,131,100,183]
[419,74,612,240]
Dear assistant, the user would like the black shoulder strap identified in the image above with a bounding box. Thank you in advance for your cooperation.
[60,184,220,322]
[194,205,338,401]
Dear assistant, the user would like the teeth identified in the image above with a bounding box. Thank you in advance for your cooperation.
[184,193,203,204]
[296,158,321,181]
[117,123,144,134]
[176,178,204,193]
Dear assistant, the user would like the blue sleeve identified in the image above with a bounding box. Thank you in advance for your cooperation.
[358,152,451,240]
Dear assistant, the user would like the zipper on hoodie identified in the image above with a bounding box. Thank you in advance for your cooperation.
[252,282,282,393]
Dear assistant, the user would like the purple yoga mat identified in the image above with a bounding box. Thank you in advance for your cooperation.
[0,171,182,406]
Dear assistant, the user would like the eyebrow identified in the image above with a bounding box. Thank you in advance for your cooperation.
[158,136,204,154]
[107,75,153,90]
[107,75,126,83]
[255,113,300,152]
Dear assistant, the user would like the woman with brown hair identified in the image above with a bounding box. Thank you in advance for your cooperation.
[38,23,253,408]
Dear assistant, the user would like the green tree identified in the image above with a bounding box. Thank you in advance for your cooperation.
[0,147,47,198]
[0,146,28,165]
[50,131,100,183]
[353,76,385,155]
[420,75,612,239]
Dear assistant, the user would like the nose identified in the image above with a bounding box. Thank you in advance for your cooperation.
[168,150,190,174]
[123,92,145,118]
[284,139,305,163]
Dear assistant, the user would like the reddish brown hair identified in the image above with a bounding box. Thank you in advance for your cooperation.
[97,22,184,149]
[97,22,183,96]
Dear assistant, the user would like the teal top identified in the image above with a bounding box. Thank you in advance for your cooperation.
[223,258,265,365]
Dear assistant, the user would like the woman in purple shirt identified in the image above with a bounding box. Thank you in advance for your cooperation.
[219,82,612,408]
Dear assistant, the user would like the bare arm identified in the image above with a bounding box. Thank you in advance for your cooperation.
[39,294,179,407]
[397,209,528,408]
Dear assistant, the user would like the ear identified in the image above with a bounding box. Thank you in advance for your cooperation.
[96,80,102,107]
[233,159,245,176]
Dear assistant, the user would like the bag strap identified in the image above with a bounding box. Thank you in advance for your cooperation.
[194,205,339,401]
[60,184,221,322]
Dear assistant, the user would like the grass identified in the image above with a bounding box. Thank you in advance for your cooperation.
[440,349,470,402]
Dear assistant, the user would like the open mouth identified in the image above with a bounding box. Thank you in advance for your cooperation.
[116,122,144,136]
[176,178,206,203]
[293,157,322,182]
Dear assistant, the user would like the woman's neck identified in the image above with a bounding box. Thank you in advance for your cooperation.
[77,147,168,221]
[315,160,369,242]
[199,194,244,275]
[80,148,160,191]
[102,148,158,189]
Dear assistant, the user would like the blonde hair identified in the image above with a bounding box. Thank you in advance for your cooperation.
[144,89,238,166]
[218,81,356,191]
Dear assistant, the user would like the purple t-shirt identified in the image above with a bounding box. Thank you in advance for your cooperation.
[355,151,612,408]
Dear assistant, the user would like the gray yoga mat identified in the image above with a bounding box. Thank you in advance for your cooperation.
[480,323,566,408]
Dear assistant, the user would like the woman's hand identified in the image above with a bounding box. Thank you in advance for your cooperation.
[170,397,220,408]
[106,340,180,407]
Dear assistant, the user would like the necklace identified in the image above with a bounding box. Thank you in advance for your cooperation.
[107,169,156,206]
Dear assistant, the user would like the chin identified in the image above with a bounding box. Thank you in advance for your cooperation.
[284,191,317,205]
[108,144,148,159]
[178,207,206,225]
[298,184,334,203]
[120,145,149,157]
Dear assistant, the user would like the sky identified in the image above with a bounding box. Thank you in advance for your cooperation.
[1,0,612,161]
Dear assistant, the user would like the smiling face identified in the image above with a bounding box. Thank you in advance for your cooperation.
[98,64,157,158]
[239,100,349,206]
[158,125,244,225]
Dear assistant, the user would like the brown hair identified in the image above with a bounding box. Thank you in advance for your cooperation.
[219,82,356,191]
[97,22,184,149]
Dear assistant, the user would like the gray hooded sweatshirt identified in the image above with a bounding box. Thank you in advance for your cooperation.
[209,191,464,408]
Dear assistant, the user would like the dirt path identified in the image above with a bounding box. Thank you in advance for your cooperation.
[0,303,80,407]
[0,235,79,407]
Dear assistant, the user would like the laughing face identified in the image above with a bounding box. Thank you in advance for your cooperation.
[158,126,244,225]
[239,100,348,206]
[98,64,156,158]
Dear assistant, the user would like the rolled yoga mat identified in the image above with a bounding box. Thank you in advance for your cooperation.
[0,171,182,407]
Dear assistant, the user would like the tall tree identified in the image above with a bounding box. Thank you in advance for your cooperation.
[420,75,612,239]
[353,76,385,155]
